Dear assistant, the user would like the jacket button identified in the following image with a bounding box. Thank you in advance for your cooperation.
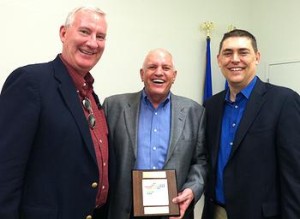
[86,215,92,219]
[91,182,98,188]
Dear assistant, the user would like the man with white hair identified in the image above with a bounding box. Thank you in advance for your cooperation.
[0,6,109,219]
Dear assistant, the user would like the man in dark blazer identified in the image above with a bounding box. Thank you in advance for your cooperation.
[0,6,109,219]
[202,29,300,219]
[103,48,207,219]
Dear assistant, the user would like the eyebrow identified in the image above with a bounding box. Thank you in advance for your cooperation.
[222,48,250,52]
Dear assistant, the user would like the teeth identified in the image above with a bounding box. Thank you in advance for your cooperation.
[80,49,95,55]
[153,79,164,84]
[230,68,242,71]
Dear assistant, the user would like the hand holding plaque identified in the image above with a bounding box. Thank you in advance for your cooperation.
[132,170,180,217]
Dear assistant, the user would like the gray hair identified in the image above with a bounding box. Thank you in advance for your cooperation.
[64,5,106,27]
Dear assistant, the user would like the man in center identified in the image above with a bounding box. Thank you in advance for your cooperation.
[104,48,207,219]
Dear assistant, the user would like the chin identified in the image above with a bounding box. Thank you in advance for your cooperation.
[78,62,94,70]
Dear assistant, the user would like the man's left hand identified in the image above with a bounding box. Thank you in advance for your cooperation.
[169,188,194,219]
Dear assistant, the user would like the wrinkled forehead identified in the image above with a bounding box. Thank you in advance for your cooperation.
[144,51,174,67]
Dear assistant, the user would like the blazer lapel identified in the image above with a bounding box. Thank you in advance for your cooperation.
[230,79,267,158]
[123,92,141,158]
[209,92,226,170]
[52,56,97,164]
[165,94,186,163]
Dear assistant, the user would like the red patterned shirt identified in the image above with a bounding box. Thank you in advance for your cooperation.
[60,55,109,207]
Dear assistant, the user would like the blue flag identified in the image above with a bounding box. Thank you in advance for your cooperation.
[203,36,212,102]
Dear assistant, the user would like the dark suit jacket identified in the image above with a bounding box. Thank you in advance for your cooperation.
[103,91,207,219]
[202,78,300,219]
[0,56,103,219]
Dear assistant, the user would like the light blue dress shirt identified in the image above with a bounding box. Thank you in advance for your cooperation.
[136,90,171,170]
[216,77,257,204]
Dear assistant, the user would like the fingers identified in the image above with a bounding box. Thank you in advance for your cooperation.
[170,188,195,219]
[172,188,194,204]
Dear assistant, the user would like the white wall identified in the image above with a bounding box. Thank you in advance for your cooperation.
[1,0,299,100]
[1,0,299,217]
[0,0,255,104]
[249,0,300,89]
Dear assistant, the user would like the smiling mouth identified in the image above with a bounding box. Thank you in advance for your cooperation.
[80,49,96,55]
[152,79,165,84]
[229,67,244,71]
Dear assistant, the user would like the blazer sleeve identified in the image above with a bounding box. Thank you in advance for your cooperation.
[0,67,40,218]
[181,104,208,202]
[278,90,300,218]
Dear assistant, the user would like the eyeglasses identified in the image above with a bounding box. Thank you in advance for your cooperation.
[82,97,96,129]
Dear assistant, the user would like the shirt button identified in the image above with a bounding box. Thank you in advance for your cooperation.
[153,146,157,150]
[86,215,92,219]
[91,182,98,188]
[99,139,103,143]
[230,142,233,146]
[232,123,236,127]
[152,166,156,170]
[154,129,157,132]
[235,105,238,109]
[155,112,158,115]
[102,185,105,189]
[103,162,106,166]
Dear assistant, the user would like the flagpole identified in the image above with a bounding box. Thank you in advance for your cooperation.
[227,24,236,32]
[201,22,214,103]
[201,21,214,38]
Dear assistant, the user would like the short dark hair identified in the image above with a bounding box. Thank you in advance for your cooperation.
[218,29,258,53]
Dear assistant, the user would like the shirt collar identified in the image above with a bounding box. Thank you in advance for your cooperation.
[59,55,94,98]
[141,89,171,107]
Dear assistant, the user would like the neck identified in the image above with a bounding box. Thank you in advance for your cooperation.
[149,98,162,109]
[229,87,241,102]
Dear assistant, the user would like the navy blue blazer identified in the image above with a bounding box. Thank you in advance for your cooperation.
[0,56,102,219]
[202,78,300,219]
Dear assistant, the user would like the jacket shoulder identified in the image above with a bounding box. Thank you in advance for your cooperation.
[104,92,140,103]
[172,94,203,108]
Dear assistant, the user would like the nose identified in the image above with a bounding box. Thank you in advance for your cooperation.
[154,66,164,76]
[232,53,240,62]
[86,35,99,49]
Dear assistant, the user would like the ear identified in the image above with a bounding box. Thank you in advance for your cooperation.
[217,54,221,67]
[59,25,67,43]
[139,68,144,82]
[173,70,177,83]
[255,51,261,65]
